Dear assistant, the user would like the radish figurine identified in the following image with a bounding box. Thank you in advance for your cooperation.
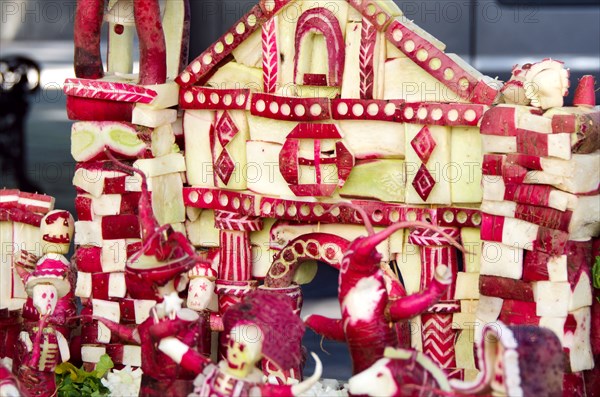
[347,347,452,397]
[305,205,465,375]
[88,292,209,393]
[158,291,323,397]
[450,322,563,397]
[15,211,75,397]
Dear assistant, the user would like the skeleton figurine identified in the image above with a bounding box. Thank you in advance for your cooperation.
[16,210,75,397]
[158,291,322,397]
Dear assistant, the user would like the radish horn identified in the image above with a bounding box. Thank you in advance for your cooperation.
[357,221,467,257]
[291,352,322,396]
[327,202,375,236]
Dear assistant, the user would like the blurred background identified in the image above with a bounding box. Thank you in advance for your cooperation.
[1,0,599,379]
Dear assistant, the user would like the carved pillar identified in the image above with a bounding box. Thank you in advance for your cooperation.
[215,211,262,281]
[414,228,462,379]
[214,211,262,357]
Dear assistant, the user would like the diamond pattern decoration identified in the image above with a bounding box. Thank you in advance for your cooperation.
[413,164,436,201]
[411,126,436,164]
[215,111,239,148]
[215,148,235,185]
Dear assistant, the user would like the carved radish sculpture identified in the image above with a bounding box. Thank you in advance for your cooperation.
[105,151,210,300]
[15,210,75,397]
[347,347,452,397]
[305,207,465,374]
[158,291,322,397]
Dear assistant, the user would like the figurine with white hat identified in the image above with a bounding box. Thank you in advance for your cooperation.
[16,210,75,397]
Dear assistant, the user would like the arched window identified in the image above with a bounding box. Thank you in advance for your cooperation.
[293,8,345,87]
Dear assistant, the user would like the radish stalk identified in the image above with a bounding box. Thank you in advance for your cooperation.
[74,0,104,79]
[134,0,167,85]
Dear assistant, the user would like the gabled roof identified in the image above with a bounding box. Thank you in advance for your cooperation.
[176,0,499,105]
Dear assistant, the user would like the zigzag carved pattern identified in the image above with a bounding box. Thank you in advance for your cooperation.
[359,19,375,99]
[262,18,279,94]
[422,314,456,369]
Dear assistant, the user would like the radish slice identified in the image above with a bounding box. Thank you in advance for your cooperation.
[64,78,158,104]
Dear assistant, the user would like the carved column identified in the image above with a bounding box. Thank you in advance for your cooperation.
[215,211,262,281]
[214,211,262,356]
[412,226,462,379]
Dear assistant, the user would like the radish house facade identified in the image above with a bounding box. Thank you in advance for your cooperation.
[59,0,599,392]
[180,0,538,382]
[177,0,599,386]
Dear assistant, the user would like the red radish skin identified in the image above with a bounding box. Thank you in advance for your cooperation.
[262,18,278,94]
[81,321,135,344]
[15,192,54,214]
[517,130,571,159]
[522,250,555,282]
[481,214,568,256]
[359,19,376,99]
[134,0,167,85]
[331,99,401,122]
[408,226,461,246]
[293,8,345,87]
[258,0,290,17]
[498,299,539,326]
[67,95,133,122]
[264,233,348,288]
[384,19,498,105]
[479,275,534,302]
[180,87,250,110]
[119,192,142,215]
[514,204,572,232]
[92,312,207,380]
[64,78,158,103]
[103,176,128,194]
[0,189,19,209]
[251,93,331,121]
[75,195,93,221]
[183,187,483,229]
[82,298,155,325]
[480,106,516,136]
[347,0,392,30]
[573,111,600,154]
[503,183,557,209]
[175,0,191,76]
[573,75,596,107]
[435,207,482,228]
[74,247,103,273]
[176,5,265,87]
[305,210,465,374]
[74,0,104,79]
[4,207,43,226]
[399,102,487,126]
[101,215,141,240]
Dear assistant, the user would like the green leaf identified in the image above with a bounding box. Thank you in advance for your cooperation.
[55,354,113,397]
[95,354,114,378]
[593,256,600,289]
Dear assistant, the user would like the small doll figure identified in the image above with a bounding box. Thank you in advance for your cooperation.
[16,210,75,397]
[158,291,322,397]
